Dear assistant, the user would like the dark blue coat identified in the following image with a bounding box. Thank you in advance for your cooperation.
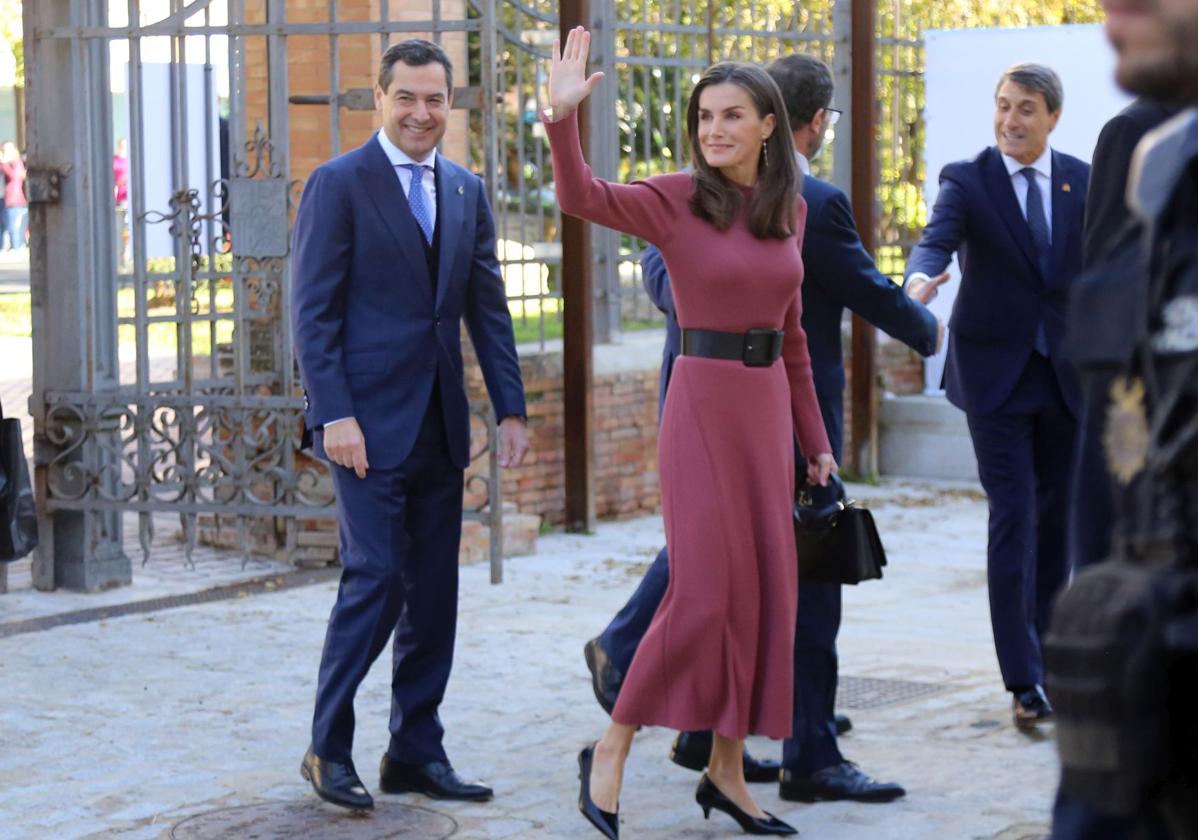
[906,146,1089,417]
[643,174,938,459]
[291,137,526,471]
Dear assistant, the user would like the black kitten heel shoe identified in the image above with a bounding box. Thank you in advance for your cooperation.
[695,773,797,835]
[578,744,619,839]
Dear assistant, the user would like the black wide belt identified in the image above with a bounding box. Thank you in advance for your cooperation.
[680,327,784,367]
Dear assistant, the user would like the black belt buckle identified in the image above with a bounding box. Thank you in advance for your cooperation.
[742,328,782,367]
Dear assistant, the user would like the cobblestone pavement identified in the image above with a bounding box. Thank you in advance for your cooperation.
[0,479,1060,840]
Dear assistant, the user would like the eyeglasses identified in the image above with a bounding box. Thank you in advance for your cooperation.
[823,107,842,127]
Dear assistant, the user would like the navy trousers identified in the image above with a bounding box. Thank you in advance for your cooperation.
[964,353,1075,690]
[598,545,844,774]
[311,397,464,765]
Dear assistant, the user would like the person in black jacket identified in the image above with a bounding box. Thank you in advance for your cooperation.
[1082,98,1177,270]
[1049,0,1198,834]
[1068,97,1177,577]
[583,54,942,804]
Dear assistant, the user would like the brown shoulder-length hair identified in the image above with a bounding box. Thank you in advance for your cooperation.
[686,62,799,240]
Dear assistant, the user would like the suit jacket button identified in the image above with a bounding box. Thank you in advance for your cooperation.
[435,317,441,325]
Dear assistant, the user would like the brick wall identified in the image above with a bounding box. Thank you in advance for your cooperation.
[240,0,471,190]
[462,324,924,525]
[464,340,662,526]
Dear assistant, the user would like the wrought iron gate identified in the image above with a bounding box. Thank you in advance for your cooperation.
[25,0,506,590]
[25,0,849,592]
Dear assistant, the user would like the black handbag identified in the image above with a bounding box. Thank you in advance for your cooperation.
[0,399,39,562]
[793,474,886,584]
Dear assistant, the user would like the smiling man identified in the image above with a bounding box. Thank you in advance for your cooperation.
[905,63,1089,729]
[291,39,528,811]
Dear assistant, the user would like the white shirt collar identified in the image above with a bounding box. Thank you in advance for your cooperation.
[376,129,437,170]
[794,150,811,176]
[1002,146,1051,180]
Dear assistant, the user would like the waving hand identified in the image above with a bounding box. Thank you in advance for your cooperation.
[548,26,605,120]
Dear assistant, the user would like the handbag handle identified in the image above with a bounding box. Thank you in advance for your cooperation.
[797,471,846,507]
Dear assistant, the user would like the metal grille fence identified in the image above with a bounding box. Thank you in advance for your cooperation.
[26,0,507,588]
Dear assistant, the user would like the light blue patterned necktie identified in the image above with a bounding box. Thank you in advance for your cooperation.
[1021,167,1052,357]
[401,163,433,244]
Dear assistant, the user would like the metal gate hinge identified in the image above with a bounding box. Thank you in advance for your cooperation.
[27,165,71,205]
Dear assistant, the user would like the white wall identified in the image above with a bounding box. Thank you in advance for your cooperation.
[919,24,1132,391]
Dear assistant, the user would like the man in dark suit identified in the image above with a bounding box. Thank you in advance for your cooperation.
[585,54,942,803]
[1047,97,1178,840]
[1083,98,1177,270]
[905,63,1089,728]
[291,40,528,811]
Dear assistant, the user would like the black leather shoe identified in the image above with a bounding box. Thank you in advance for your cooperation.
[695,773,797,835]
[1012,685,1054,728]
[301,746,374,811]
[779,761,905,803]
[584,638,623,716]
[669,732,781,783]
[578,744,619,839]
[835,714,853,736]
[378,755,493,801]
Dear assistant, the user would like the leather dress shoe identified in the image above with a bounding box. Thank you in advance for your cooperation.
[1012,685,1054,728]
[378,755,493,801]
[835,714,853,736]
[300,746,374,810]
[669,732,781,784]
[779,761,906,803]
[584,638,623,716]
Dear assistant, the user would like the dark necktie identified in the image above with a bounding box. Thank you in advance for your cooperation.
[1021,167,1051,357]
[401,163,434,244]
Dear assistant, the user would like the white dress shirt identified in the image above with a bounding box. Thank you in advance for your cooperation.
[324,133,439,431]
[795,150,811,176]
[908,146,1055,287]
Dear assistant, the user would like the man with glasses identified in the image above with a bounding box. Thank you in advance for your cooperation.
[585,53,943,803]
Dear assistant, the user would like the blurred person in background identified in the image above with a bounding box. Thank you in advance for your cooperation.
[0,140,26,250]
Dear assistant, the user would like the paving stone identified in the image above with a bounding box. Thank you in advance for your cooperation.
[0,479,1062,839]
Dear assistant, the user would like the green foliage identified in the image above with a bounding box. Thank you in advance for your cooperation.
[0,291,30,337]
[0,0,22,87]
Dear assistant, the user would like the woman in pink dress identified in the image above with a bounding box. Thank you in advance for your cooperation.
[546,28,835,838]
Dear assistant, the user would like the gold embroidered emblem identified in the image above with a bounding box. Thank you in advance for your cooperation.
[1104,376,1150,484]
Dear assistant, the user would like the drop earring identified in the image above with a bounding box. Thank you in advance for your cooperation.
[762,140,769,167]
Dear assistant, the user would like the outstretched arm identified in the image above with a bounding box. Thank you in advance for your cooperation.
[542,27,678,246]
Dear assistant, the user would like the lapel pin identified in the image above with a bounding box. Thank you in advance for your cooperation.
[1062,183,1071,192]
[457,185,464,195]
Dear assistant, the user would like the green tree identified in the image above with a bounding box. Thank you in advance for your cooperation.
[0,0,22,88]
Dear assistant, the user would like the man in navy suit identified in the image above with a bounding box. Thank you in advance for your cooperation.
[584,54,942,802]
[905,63,1089,728]
[291,40,528,811]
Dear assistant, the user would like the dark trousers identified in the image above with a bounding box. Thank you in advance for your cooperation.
[965,353,1075,690]
[782,580,843,774]
[600,545,670,675]
[311,397,464,765]
[599,544,844,774]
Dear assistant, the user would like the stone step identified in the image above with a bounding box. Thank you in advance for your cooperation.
[879,394,979,482]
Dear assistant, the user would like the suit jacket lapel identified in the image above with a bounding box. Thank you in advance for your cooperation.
[355,139,434,305]
[436,161,465,311]
[982,148,1041,280]
[1049,151,1076,286]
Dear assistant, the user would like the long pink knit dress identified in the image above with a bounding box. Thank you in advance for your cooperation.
[546,112,830,740]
